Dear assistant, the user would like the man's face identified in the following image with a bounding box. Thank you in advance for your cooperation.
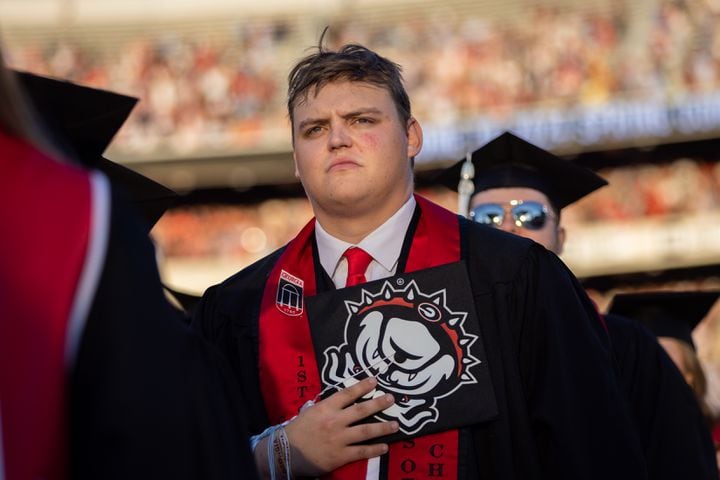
[291,80,422,222]
[470,187,565,254]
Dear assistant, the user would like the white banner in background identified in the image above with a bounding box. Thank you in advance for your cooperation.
[561,212,720,278]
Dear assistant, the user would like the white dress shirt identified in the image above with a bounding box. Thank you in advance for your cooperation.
[315,195,416,288]
[313,195,416,479]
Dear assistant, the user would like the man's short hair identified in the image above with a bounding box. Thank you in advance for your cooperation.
[287,42,412,129]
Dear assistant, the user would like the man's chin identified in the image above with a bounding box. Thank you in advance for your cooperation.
[333,195,369,211]
[317,192,372,216]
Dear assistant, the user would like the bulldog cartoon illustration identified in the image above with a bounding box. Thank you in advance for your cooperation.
[321,278,481,435]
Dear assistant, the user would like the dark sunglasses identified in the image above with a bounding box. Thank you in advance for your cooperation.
[470,200,552,231]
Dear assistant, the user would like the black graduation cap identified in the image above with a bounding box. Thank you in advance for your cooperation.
[607,291,720,350]
[15,70,177,228]
[97,158,178,230]
[437,131,608,211]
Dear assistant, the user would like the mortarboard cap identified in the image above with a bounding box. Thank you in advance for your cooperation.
[15,70,137,163]
[96,158,178,230]
[607,291,720,350]
[437,131,608,211]
[15,70,177,228]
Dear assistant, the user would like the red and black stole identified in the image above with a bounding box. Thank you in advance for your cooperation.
[0,134,91,480]
[258,194,462,479]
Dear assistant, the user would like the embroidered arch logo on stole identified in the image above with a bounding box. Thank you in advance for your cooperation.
[276,270,304,316]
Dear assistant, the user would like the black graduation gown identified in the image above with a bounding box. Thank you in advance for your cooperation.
[604,313,718,479]
[192,204,647,479]
[70,186,258,480]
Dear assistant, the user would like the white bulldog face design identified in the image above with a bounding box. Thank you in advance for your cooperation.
[354,312,456,396]
[322,279,479,434]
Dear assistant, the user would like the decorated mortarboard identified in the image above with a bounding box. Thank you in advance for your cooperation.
[306,261,497,443]
[15,70,177,229]
[607,291,720,350]
[436,131,608,213]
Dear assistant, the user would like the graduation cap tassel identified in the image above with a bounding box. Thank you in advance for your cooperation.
[457,150,475,218]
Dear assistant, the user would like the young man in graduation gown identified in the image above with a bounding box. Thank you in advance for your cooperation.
[192,42,647,479]
[0,63,257,480]
[439,131,718,479]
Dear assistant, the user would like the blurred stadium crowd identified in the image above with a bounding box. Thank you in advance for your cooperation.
[4,0,720,155]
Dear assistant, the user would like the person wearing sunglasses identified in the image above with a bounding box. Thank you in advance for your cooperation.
[470,194,563,252]
[439,130,718,480]
[441,131,607,255]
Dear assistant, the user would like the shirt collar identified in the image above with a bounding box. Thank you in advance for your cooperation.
[315,195,416,278]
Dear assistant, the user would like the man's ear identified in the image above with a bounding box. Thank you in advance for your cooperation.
[406,117,423,159]
[292,150,300,179]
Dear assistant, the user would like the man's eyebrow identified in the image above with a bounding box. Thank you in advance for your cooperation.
[296,107,386,132]
[297,117,326,131]
[342,108,383,118]
[297,108,384,130]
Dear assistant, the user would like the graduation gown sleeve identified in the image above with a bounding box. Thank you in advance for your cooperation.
[191,247,285,435]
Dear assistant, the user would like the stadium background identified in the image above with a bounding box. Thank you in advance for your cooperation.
[2,0,720,408]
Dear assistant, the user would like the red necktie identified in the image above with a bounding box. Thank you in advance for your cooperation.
[338,246,375,479]
[343,247,373,287]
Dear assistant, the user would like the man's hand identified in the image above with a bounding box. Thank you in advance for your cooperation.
[262,377,398,477]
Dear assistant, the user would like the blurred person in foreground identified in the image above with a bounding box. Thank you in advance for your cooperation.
[192,38,646,479]
[0,49,257,479]
[439,131,717,479]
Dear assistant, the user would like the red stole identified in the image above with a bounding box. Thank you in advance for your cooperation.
[0,134,91,480]
[258,195,461,479]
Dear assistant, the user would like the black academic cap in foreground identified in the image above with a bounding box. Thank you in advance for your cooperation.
[16,70,177,228]
[607,291,720,350]
[97,157,178,229]
[15,70,137,163]
[437,131,608,211]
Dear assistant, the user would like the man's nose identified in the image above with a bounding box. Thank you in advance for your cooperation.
[328,124,351,149]
[498,220,518,234]
[497,207,518,233]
